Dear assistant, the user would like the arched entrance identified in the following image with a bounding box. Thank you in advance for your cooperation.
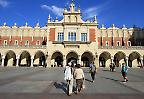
[66,52,78,65]
[4,50,16,66]
[114,51,126,67]
[129,52,141,67]
[81,52,93,67]
[99,52,111,67]
[34,51,46,67]
[51,52,63,67]
[19,51,31,67]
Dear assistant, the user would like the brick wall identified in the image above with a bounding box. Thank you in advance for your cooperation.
[49,28,55,41]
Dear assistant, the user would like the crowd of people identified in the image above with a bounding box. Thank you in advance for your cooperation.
[64,62,129,96]
[64,62,96,96]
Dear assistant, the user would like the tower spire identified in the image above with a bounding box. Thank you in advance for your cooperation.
[70,0,75,12]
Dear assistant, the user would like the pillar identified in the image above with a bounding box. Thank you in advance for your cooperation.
[125,56,129,66]
[111,56,114,64]
[31,56,34,67]
[140,57,143,67]
[63,55,66,67]
[2,55,5,67]
[94,53,99,68]
[16,55,20,67]
[46,56,51,67]
[78,55,81,65]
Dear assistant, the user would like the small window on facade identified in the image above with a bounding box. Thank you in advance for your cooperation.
[68,16,71,22]
[117,41,120,46]
[58,32,64,42]
[3,40,7,46]
[14,40,18,46]
[36,40,40,45]
[81,33,87,42]
[25,40,29,46]
[106,41,109,46]
[128,41,131,46]
[68,32,76,41]
[75,16,77,22]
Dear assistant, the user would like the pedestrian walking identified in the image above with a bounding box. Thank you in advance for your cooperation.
[111,63,115,72]
[89,62,96,82]
[74,64,85,94]
[109,63,112,72]
[64,62,74,96]
[121,63,128,82]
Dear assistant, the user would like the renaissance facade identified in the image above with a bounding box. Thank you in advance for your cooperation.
[0,1,144,68]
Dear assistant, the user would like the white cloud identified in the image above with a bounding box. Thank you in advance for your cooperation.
[83,2,110,19]
[0,0,9,8]
[41,5,63,17]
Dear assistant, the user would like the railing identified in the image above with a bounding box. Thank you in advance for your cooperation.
[99,46,144,49]
[0,45,46,49]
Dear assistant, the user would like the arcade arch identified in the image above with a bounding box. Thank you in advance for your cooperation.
[4,50,16,66]
[81,52,93,67]
[19,51,31,67]
[114,51,126,67]
[34,51,46,67]
[129,51,141,67]
[99,51,111,67]
[66,51,78,65]
[51,51,63,67]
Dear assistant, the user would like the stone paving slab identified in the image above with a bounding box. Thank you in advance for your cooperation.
[120,82,144,93]
[0,81,52,93]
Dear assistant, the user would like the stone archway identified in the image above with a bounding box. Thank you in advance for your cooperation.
[81,52,93,67]
[66,52,78,65]
[34,51,45,67]
[4,50,16,66]
[99,52,111,67]
[129,52,141,67]
[114,51,126,67]
[51,52,63,67]
[19,51,31,67]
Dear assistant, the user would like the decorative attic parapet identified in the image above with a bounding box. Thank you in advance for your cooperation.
[46,0,98,27]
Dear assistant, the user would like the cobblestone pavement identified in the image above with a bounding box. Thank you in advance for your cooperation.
[0,67,144,99]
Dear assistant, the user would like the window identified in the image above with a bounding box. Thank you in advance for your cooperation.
[68,32,76,41]
[58,32,64,42]
[81,33,87,42]
[36,40,40,45]
[117,41,120,46]
[128,41,131,46]
[106,41,109,46]
[25,40,29,46]
[14,40,18,46]
[3,40,7,46]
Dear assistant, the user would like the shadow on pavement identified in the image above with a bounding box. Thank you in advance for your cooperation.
[85,79,93,83]
[54,82,67,94]
[104,77,119,82]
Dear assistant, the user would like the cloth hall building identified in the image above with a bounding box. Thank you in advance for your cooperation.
[0,1,144,68]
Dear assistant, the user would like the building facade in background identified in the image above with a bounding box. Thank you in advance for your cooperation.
[0,1,144,68]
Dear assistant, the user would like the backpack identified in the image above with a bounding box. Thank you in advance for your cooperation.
[91,65,96,73]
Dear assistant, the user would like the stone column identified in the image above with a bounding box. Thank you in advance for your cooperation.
[125,56,129,66]
[78,55,81,65]
[63,55,66,67]
[94,53,99,68]
[31,56,34,67]
[111,56,114,64]
[140,57,143,67]
[16,55,20,67]
[46,56,51,67]
[1,55,5,67]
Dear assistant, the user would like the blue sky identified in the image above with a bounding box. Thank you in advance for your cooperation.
[0,0,144,28]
